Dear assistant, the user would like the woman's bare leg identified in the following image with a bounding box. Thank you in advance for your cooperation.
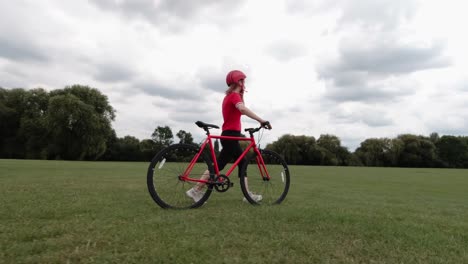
[194,169,210,191]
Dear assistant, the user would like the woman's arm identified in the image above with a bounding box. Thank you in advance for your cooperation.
[236,103,272,129]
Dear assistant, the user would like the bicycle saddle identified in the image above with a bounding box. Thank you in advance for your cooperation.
[195,121,219,129]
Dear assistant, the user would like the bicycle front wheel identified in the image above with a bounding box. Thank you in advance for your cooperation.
[240,149,290,205]
[147,144,214,209]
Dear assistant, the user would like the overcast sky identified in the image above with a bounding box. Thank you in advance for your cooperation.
[1,0,467,150]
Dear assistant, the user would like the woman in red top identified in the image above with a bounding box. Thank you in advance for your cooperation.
[186,70,271,203]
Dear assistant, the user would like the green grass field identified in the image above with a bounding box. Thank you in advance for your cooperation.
[1,159,467,263]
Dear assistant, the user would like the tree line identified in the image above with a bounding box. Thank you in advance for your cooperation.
[0,85,197,161]
[1,86,467,168]
[266,133,468,168]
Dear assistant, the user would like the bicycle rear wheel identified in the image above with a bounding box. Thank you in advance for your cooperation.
[240,149,290,205]
[147,144,214,209]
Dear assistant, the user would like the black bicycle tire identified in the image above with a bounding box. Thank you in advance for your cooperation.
[240,149,290,205]
[147,144,214,209]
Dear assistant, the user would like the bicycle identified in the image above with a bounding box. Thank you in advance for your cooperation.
[147,121,290,209]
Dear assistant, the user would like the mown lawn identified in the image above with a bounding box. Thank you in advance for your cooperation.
[1,159,467,263]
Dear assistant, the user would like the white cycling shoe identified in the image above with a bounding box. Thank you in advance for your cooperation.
[243,191,263,203]
[186,187,205,203]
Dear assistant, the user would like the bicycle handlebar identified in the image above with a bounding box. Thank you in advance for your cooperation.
[244,121,271,134]
[196,120,270,135]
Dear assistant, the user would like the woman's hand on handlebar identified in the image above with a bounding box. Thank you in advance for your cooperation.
[261,121,272,130]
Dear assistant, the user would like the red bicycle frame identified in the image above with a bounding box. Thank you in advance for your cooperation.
[180,132,271,184]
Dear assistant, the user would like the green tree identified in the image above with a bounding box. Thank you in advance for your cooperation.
[317,134,341,153]
[0,88,20,158]
[17,88,50,159]
[140,139,158,161]
[336,146,352,166]
[47,94,98,159]
[116,136,142,161]
[267,134,301,164]
[0,88,50,158]
[0,88,27,158]
[397,134,437,167]
[316,134,348,166]
[387,138,404,167]
[436,135,468,168]
[355,138,392,167]
[152,126,174,148]
[99,129,119,161]
[176,130,194,144]
[429,132,440,144]
[1,86,115,160]
[267,134,324,165]
[46,85,115,160]
[49,85,115,121]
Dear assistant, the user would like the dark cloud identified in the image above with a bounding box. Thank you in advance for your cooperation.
[90,0,245,30]
[0,3,50,63]
[0,64,28,88]
[266,40,307,62]
[158,0,241,19]
[330,106,393,127]
[169,107,218,124]
[319,37,450,103]
[197,67,252,93]
[200,75,224,93]
[322,82,410,103]
[331,40,450,75]
[286,0,417,31]
[137,81,186,99]
[0,38,48,62]
[94,63,135,82]
[336,0,417,31]
[433,127,468,137]
[421,97,468,136]
[287,0,438,104]
[426,118,468,137]
[152,98,219,125]
[320,70,368,88]
[286,1,335,15]
[360,114,393,127]
[136,81,204,101]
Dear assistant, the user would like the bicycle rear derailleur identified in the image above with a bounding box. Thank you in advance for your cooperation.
[213,175,233,192]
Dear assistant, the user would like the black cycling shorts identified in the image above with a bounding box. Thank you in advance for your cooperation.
[217,130,247,178]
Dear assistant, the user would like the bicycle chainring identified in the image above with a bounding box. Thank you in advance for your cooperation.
[214,175,233,192]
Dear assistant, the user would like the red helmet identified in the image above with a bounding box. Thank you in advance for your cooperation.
[226,70,246,87]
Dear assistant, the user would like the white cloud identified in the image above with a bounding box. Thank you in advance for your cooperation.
[266,40,308,62]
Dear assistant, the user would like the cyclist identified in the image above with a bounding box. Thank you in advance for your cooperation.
[186,70,272,203]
